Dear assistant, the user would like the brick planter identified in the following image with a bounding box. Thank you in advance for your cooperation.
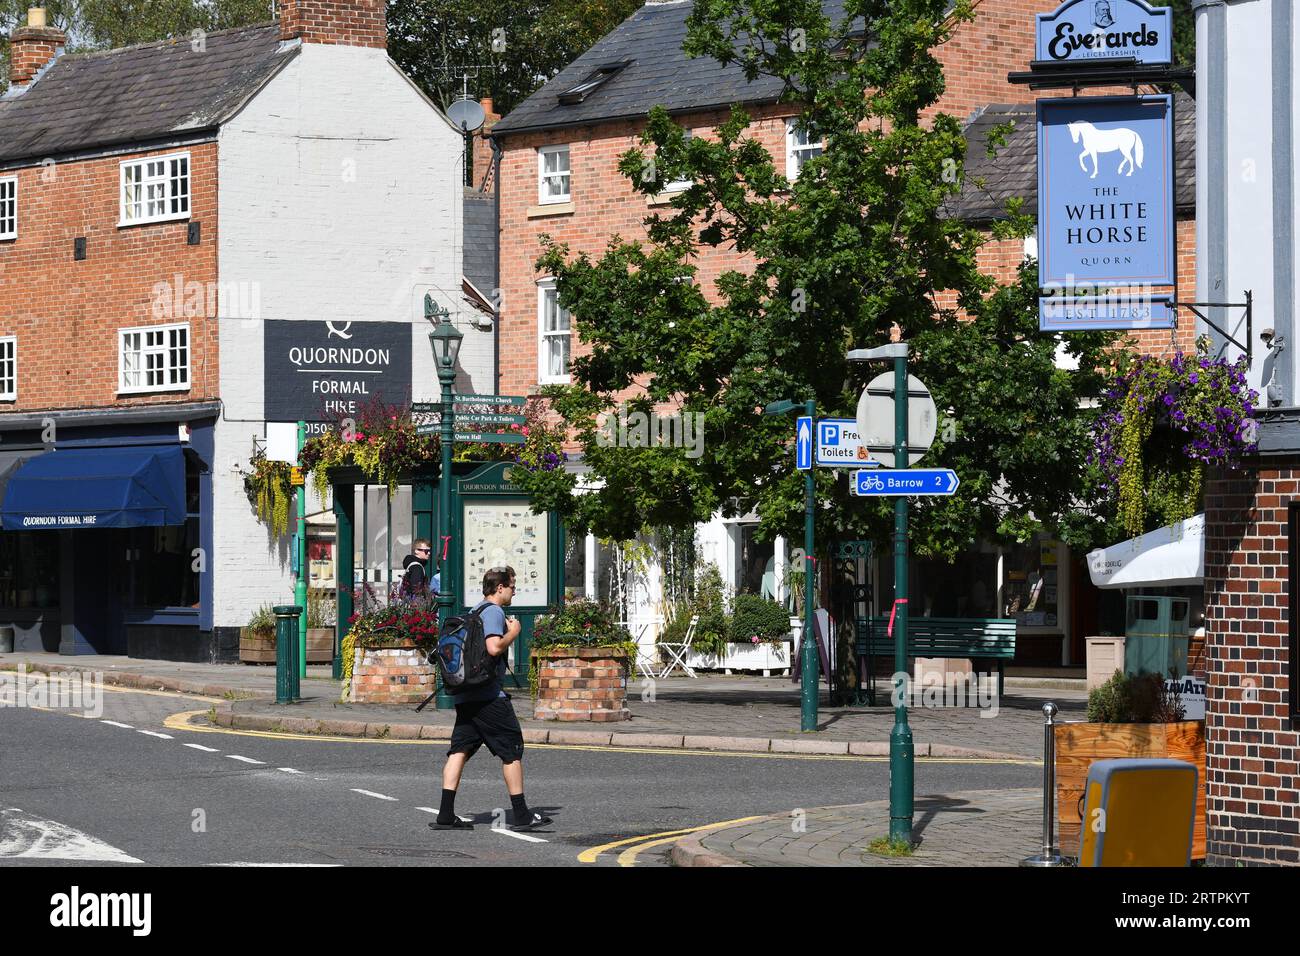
[533,646,630,722]
[349,641,436,704]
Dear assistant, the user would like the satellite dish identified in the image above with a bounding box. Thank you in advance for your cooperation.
[446,97,486,133]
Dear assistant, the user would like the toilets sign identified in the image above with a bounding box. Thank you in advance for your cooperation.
[1036,0,1172,66]
[1037,93,1175,289]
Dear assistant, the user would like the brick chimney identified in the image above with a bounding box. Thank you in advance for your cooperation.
[472,98,502,193]
[278,0,387,49]
[8,7,66,87]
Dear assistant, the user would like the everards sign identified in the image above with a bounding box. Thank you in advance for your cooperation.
[1036,0,1172,66]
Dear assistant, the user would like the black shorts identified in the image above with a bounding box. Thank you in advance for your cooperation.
[448,696,525,763]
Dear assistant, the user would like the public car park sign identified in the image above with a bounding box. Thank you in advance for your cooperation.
[1036,0,1173,66]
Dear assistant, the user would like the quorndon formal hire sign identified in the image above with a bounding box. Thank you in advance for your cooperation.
[1037,94,1175,288]
[264,321,412,430]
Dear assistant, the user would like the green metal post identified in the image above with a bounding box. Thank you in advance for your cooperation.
[274,604,302,704]
[890,353,915,843]
[296,420,308,680]
[435,360,457,710]
[333,484,354,681]
[801,400,818,732]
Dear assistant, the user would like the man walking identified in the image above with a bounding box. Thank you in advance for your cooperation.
[432,566,551,831]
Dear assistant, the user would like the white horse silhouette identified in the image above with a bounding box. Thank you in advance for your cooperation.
[1068,121,1145,179]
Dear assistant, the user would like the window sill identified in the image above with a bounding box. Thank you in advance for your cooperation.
[527,202,575,219]
[125,607,200,626]
[117,385,191,397]
[647,188,689,207]
[538,376,571,387]
[117,214,190,229]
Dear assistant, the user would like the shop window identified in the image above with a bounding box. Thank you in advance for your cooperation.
[125,519,200,609]
[1003,538,1061,628]
[736,524,776,599]
[0,532,59,609]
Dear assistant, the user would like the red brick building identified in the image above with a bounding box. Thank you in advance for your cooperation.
[485,0,1198,668]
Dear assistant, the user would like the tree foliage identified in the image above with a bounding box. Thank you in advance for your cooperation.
[514,0,1124,559]
[386,0,641,114]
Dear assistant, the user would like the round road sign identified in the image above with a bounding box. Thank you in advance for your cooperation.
[855,372,937,467]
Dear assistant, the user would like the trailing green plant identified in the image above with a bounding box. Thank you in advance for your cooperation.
[243,451,294,537]
[1093,340,1259,536]
[729,594,792,646]
[1087,670,1187,723]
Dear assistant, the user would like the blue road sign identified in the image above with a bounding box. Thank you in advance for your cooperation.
[852,469,960,497]
[816,418,878,468]
[796,417,813,471]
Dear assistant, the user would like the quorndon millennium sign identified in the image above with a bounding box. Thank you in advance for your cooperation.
[1036,0,1172,65]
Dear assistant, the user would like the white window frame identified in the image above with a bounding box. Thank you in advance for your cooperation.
[538,145,572,205]
[785,119,824,179]
[537,280,571,385]
[118,323,190,395]
[119,152,191,227]
[0,176,15,240]
[0,336,15,401]
[663,129,694,193]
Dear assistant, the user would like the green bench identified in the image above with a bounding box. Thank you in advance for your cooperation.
[857,616,1017,703]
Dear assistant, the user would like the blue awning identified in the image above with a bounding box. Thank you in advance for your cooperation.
[0,445,186,531]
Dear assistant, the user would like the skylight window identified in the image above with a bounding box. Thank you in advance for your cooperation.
[558,61,632,105]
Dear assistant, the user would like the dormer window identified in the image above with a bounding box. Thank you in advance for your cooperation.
[557,61,632,105]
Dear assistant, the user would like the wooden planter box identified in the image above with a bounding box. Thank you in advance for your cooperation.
[533,646,630,722]
[349,640,436,704]
[238,628,276,664]
[1055,720,1206,860]
[239,627,335,664]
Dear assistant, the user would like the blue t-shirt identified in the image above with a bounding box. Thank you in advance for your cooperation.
[453,600,509,703]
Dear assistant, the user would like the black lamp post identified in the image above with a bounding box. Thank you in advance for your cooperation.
[426,294,462,710]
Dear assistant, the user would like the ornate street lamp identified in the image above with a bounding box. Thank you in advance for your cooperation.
[426,294,462,709]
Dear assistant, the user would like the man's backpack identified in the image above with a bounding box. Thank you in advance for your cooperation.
[432,605,496,692]
[394,558,432,604]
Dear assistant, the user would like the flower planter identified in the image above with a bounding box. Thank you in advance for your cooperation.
[348,640,436,704]
[240,627,335,664]
[238,628,276,664]
[532,646,630,722]
[1055,720,1206,860]
[685,640,792,676]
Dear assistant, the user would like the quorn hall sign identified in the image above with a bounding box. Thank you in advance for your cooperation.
[264,320,412,429]
[1035,0,1172,66]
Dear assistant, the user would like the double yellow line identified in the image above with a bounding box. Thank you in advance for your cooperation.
[579,816,763,867]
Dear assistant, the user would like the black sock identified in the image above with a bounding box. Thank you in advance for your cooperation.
[510,793,530,821]
[437,789,457,823]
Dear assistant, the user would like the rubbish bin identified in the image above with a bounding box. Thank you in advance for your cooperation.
[1124,595,1190,678]
[0,626,14,654]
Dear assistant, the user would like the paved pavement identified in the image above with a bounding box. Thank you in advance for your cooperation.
[671,789,1045,866]
[0,682,1043,867]
[1,652,1086,759]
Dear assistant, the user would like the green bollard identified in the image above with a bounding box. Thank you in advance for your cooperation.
[274,605,303,704]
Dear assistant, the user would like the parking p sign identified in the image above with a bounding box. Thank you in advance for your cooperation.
[816,419,876,467]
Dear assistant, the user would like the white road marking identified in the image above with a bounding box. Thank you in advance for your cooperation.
[277,768,304,775]
[184,744,219,753]
[100,720,134,729]
[137,731,174,739]
[493,827,548,844]
[205,862,342,867]
[0,809,143,864]
[350,789,398,802]
[226,755,265,765]
[415,807,439,814]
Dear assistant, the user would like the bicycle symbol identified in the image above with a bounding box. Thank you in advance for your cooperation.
[862,474,885,492]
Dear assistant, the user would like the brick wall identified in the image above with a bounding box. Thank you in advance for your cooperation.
[0,143,220,413]
[1202,462,1300,865]
[278,0,386,48]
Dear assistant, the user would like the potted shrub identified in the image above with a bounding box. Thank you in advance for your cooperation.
[341,597,439,704]
[1055,670,1206,860]
[722,594,793,675]
[238,604,277,664]
[530,599,634,722]
[674,563,730,670]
